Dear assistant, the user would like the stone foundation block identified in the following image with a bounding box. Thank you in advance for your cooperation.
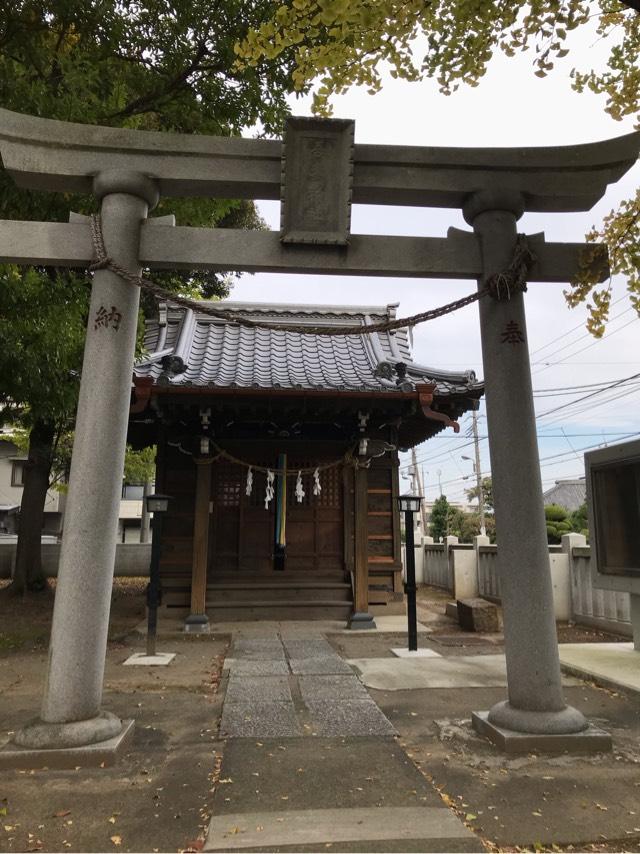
[0,720,135,769]
[472,711,612,754]
[457,598,499,633]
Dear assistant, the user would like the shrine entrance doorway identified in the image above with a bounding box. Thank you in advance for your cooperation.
[208,442,346,578]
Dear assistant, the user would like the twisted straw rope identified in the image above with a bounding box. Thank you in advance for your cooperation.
[89,215,534,335]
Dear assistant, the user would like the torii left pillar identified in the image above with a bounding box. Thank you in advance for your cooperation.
[14,171,158,754]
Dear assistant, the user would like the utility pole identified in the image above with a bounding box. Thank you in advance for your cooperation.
[472,409,486,537]
[411,448,428,534]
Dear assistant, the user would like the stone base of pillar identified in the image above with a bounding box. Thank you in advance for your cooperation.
[1,719,134,770]
[348,612,376,630]
[472,711,611,754]
[487,699,588,734]
[13,710,123,750]
[184,613,210,633]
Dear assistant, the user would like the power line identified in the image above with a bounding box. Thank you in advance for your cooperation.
[528,294,629,358]
[420,431,640,493]
[532,316,639,375]
[530,306,633,365]
[535,371,640,419]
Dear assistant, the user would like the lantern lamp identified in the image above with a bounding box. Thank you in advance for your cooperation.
[145,493,172,514]
[397,493,423,514]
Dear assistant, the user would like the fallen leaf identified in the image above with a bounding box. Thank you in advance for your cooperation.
[4,825,15,832]
[108,817,117,824]
[53,811,71,818]
[595,804,608,811]
[532,811,543,817]
[110,835,122,846]
[465,814,477,822]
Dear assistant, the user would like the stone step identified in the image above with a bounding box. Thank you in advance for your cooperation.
[206,583,352,603]
[206,601,352,622]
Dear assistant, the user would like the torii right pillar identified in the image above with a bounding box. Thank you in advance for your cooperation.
[464,190,612,753]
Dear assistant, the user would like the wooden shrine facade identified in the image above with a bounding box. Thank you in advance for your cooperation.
[129,301,483,624]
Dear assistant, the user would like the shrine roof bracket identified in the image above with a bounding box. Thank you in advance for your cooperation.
[0,108,638,212]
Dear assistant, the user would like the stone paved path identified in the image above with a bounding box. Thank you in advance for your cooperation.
[207,627,479,851]
[220,633,395,738]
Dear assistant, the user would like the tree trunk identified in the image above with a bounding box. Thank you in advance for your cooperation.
[11,420,55,595]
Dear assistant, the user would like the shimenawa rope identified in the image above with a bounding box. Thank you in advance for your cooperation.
[89,215,535,335]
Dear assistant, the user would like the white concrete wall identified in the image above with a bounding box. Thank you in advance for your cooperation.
[450,546,477,600]
[422,543,449,589]
[0,541,151,579]
[563,534,631,637]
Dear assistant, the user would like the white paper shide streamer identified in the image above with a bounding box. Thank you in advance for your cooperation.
[295,470,305,503]
[265,469,275,509]
[313,468,321,497]
[245,466,253,497]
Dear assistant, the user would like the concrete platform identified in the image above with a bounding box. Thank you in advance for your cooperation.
[123,652,176,666]
[0,719,135,769]
[559,642,640,694]
[472,711,612,754]
[205,806,476,851]
[350,654,582,691]
[205,737,478,852]
[391,648,441,658]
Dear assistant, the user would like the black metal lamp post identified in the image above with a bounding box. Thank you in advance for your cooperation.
[145,493,172,657]
[398,493,423,652]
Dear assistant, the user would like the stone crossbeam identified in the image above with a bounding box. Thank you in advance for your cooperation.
[0,219,607,282]
[0,107,638,211]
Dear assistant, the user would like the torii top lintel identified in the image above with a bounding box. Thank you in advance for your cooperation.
[0,107,638,213]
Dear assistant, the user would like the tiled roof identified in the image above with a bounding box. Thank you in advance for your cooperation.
[135,301,483,398]
[542,479,587,512]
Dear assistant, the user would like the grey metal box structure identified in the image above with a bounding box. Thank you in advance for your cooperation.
[585,438,640,594]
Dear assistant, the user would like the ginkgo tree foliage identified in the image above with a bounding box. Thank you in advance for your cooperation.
[237,0,640,335]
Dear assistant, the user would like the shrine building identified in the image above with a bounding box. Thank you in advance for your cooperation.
[129,300,483,625]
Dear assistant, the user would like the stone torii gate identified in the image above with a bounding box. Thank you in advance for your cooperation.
[0,108,638,762]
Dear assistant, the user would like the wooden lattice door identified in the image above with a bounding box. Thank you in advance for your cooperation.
[208,456,344,576]
[285,463,344,573]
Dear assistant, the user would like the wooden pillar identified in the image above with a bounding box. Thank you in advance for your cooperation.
[349,463,376,629]
[184,460,211,632]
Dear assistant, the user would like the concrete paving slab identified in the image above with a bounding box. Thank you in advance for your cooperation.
[305,700,396,736]
[289,657,353,675]
[231,648,287,661]
[298,675,369,702]
[343,615,430,634]
[225,660,290,676]
[282,639,334,657]
[204,806,475,851]
[220,702,302,738]
[391,648,442,658]
[208,737,447,812]
[350,655,582,691]
[559,642,640,694]
[226,676,293,704]
[122,652,176,666]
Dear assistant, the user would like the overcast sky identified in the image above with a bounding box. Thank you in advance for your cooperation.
[231,23,639,506]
